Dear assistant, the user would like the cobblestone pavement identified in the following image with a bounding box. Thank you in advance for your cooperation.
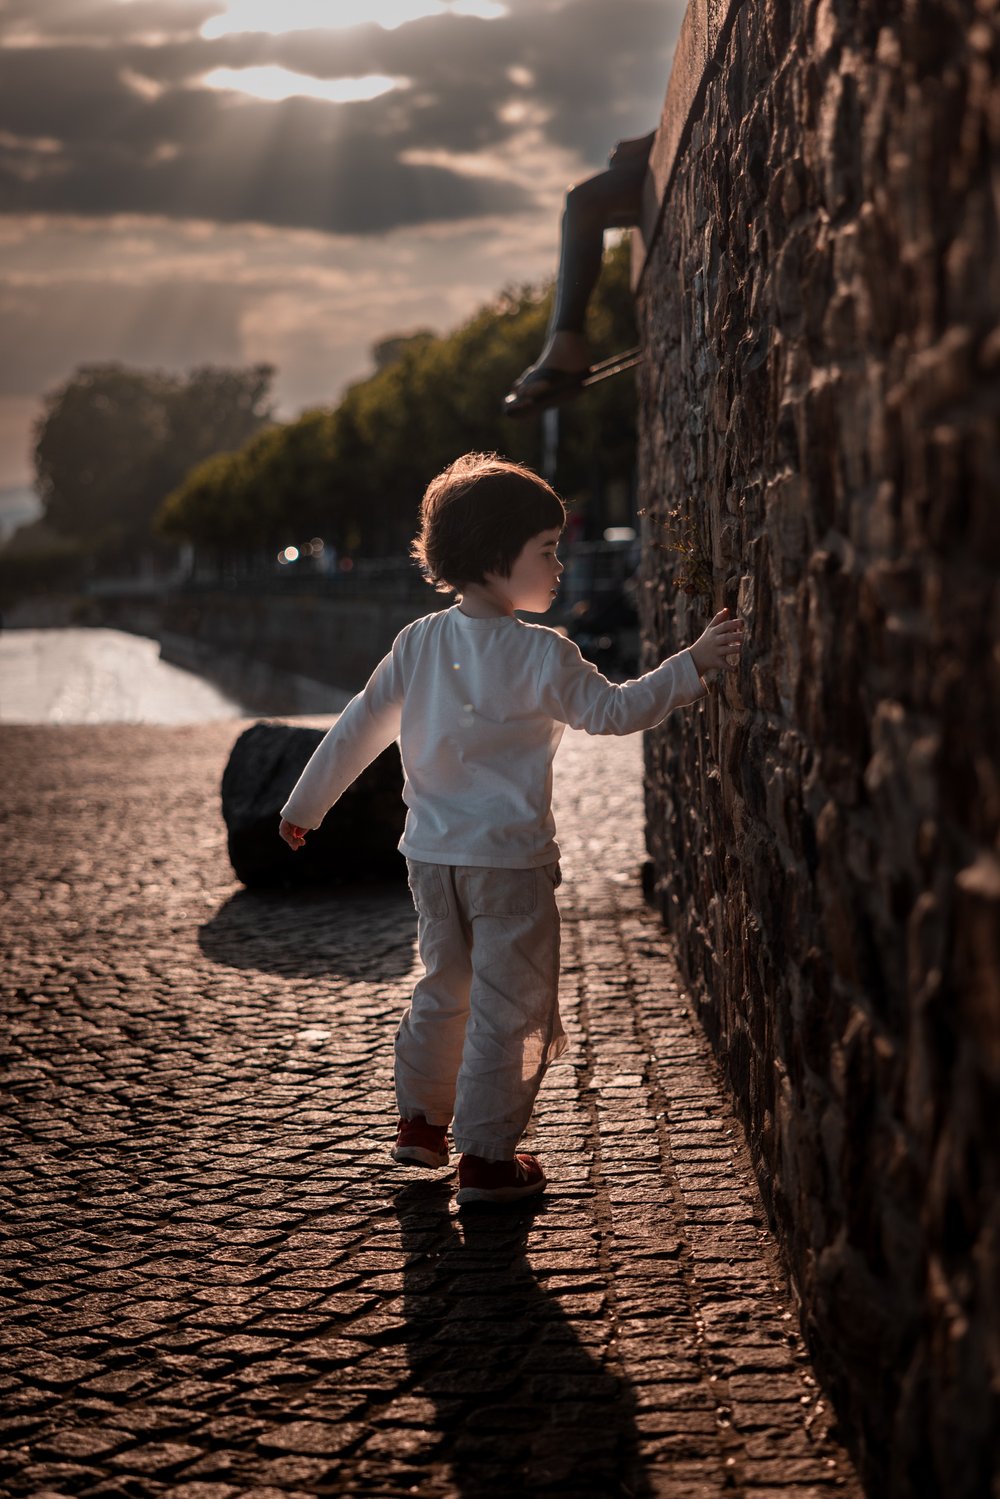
[1,721,864,1499]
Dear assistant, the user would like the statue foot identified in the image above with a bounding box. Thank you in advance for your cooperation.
[502,363,589,418]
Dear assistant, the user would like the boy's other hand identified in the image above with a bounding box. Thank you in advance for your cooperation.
[690,608,746,676]
[279,818,308,850]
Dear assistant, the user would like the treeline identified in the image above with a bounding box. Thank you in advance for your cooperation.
[9,240,637,590]
[158,239,637,559]
[4,363,275,591]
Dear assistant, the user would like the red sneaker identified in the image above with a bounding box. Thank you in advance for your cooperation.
[391,1116,450,1169]
[456,1152,547,1205]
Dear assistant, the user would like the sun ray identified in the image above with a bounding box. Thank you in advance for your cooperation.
[200,66,404,103]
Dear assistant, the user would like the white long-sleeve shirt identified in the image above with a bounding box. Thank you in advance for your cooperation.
[281,605,706,868]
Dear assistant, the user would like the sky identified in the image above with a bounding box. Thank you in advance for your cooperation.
[0,0,683,497]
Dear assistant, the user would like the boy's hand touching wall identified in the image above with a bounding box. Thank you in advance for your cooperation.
[689,609,746,676]
[279,818,308,850]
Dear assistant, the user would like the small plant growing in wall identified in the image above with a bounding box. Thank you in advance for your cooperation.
[640,502,713,612]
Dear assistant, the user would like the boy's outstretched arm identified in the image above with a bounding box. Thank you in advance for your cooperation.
[278,646,403,839]
[689,608,746,676]
[539,607,746,735]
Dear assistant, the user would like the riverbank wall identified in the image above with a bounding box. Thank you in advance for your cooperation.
[634,1,999,1494]
[155,589,440,714]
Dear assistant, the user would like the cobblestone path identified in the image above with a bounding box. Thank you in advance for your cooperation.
[1,722,863,1498]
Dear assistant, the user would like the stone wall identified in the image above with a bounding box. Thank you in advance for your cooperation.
[635,1,999,1494]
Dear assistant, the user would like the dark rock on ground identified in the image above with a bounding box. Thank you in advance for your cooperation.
[221,720,405,887]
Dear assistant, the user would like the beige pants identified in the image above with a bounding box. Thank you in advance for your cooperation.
[395,860,568,1160]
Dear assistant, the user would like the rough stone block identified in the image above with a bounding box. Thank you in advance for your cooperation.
[220,721,405,888]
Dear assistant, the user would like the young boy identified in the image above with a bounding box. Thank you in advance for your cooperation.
[279,453,744,1205]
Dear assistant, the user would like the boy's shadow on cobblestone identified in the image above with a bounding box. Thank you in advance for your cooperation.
[393,1180,650,1498]
[198,884,417,980]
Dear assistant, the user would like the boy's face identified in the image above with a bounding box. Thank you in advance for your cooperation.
[488,527,564,615]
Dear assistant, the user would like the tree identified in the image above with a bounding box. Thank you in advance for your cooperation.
[159,364,275,503]
[156,450,255,557]
[157,408,341,555]
[32,362,274,568]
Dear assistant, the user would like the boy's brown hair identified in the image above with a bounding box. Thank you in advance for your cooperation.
[411,452,566,594]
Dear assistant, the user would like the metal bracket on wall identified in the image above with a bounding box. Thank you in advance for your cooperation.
[581,347,644,386]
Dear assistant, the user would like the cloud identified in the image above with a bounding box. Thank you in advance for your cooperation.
[0,397,43,488]
[0,276,247,397]
[0,0,684,485]
[0,53,530,233]
[0,1,678,234]
[0,204,561,400]
[0,0,216,45]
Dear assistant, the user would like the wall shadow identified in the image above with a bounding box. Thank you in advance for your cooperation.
[198,883,417,981]
[393,1179,651,1498]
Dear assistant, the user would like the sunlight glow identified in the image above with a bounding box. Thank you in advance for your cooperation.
[201,0,506,40]
[202,67,403,103]
[0,131,62,154]
[450,1,506,16]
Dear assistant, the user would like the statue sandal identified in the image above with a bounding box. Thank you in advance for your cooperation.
[502,365,589,418]
[503,348,644,418]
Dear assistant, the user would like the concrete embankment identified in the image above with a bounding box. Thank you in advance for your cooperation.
[158,589,439,713]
